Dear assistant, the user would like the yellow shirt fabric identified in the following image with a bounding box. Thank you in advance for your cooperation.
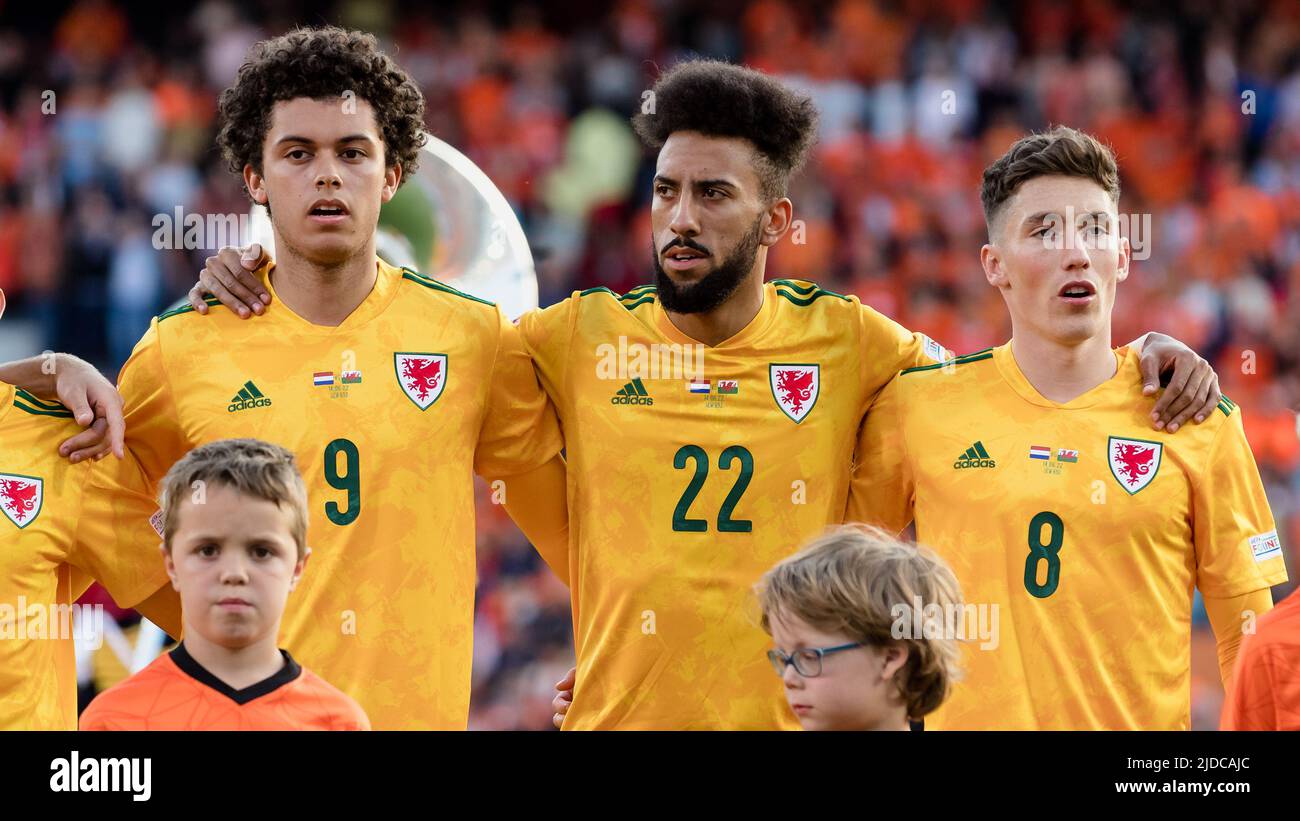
[520,279,945,728]
[849,342,1288,730]
[116,258,562,729]
[0,383,170,730]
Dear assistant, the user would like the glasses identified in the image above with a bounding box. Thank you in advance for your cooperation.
[767,643,866,678]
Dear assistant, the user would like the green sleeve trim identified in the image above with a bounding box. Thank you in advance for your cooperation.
[401,268,497,307]
[158,296,222,323]
[899,348,994,375]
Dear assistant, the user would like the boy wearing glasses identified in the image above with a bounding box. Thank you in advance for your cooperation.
[755,524,964,730]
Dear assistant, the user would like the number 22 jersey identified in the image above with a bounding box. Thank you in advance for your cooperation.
[519,279,946,729]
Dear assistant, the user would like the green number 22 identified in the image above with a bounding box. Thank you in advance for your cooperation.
[324,438,361,526]
[672,445,753,533]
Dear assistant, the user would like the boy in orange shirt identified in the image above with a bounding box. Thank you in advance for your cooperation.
[81,439,368,730]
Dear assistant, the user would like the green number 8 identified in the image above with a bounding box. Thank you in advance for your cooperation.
[1024,511,1063,598]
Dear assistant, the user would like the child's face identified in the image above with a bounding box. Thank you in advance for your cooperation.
[769,610,908,731]
[164,484,307,649]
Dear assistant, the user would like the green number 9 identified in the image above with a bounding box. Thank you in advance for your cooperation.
[324,438,360,526]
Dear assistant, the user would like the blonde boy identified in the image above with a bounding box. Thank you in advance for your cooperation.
[756,524,963,731]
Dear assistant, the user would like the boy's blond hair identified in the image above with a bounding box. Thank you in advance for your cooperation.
[159,438,309,560]
[757,524,963,720]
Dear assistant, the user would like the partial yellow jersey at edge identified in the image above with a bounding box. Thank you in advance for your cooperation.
[849,343,1288,730]
[0,382,174,730]
[519,279,947,729]
[117,258,562,729]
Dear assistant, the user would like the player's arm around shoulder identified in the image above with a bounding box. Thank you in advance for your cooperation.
[846,371,915,533]
[517,288,601,394]
[851,295,953,394]
[480,304,571,581]
[1129,333,1223,433]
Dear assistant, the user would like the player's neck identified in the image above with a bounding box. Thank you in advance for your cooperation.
[1010,327,1117,403]
[268,234,379,327]
[663,267,766,347]
[181,628,286,691]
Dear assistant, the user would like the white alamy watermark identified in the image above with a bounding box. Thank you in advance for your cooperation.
[50,752,151,802]
[891,596,999,650]
[0,598,103,649]
[1039,206,1152,261]
[595,336,705,381]
[151,208,251,251]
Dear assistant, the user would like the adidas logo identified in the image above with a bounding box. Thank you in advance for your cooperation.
[228,381,273,413]
[610,378,654,406]
[953,441,995,469]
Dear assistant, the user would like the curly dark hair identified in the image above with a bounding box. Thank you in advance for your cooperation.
[216,26,427,198]
[632,59,819,201]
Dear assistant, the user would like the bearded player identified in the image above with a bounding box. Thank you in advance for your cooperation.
[196,61,1222,729]
[848,126,1287,729]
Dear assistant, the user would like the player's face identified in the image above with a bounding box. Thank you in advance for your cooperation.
[245,97,400,267]
[651,132,774,314]
[165,484,307,650]
[982,175,1130,345]
[768,610,907,731]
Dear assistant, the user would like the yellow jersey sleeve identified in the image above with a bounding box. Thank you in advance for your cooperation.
[1191,404,1288,598]
[473,308,563,478]
[516,296,577,407]
[846,374,915,533]
[858,304,950,388]
[67,449,171,611]
[118,318,192,484]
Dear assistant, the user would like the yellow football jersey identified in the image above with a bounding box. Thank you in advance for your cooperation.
[519,279,947,729]
[117,257,562,730]
[0,382,172,730]
[849,342,1289,730]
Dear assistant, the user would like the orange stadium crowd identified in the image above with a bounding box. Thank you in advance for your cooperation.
[0,0,1295,728]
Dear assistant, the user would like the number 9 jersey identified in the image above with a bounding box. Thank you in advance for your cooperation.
[117,257,563,730]
[849,342,1288,729]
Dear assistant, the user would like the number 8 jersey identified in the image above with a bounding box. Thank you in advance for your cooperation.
[117,257,563,730]
[519,280,946,729]
[849,342,1288,729]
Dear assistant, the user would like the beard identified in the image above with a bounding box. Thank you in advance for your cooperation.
[653,217,763,314]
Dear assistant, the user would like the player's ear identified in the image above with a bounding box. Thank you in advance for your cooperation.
[163,545,180,591]
[981,243,1008,288]
[0,286,6,322]
[289,547,311,591]
[1115,234,1131,284]
[381,163,401,204]
[759,197,794,248]
[879,643,909,682]
[244,164,269,206]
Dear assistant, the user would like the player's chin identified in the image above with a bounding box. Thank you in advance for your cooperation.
[1044,312,1101,344]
